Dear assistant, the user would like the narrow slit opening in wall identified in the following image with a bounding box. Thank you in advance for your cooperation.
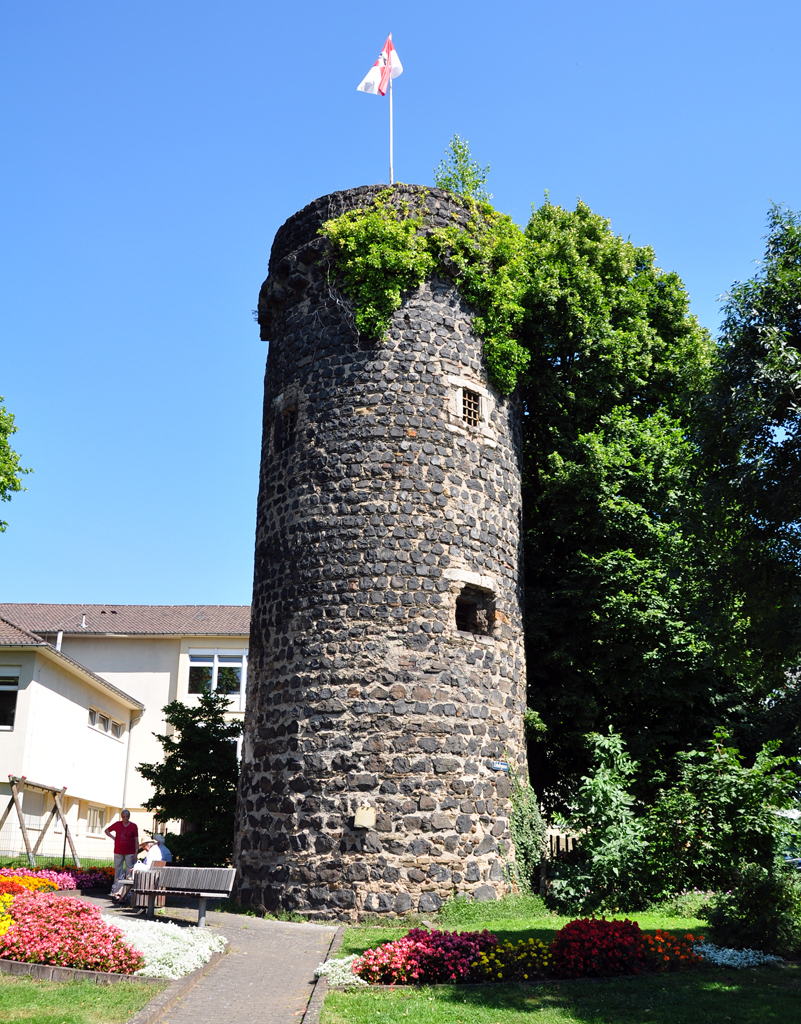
[462,388,480,428]
[455,586,493,635]
[274,407,297,452]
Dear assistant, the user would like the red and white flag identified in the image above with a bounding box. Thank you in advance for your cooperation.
[357,35,403,96]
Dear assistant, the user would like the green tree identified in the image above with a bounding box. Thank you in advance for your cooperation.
[433,134,492,202]
[138,692,242,866]
[518,200,738,804]
[701,203,801,761]
[0,397,30,531]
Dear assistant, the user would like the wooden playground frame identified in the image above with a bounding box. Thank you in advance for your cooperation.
[0,775,81,868]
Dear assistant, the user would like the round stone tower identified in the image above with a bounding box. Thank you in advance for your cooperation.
[234,184,528,919]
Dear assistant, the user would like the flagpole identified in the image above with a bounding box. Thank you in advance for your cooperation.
[388,32,394,185]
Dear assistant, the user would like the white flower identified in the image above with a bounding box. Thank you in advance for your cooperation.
[103,915,227,980]
[696,942,782,969]
[314,954,368,986]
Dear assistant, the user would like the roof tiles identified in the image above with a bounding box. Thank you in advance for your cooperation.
[0,604,251,637]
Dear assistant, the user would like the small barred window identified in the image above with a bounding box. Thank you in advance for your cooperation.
[462,388,480,427]
[274,407,297,452]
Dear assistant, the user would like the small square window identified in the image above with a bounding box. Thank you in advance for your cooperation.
[111,722,123,739]
[274,407,297,452]
[88,709,97,727]
[462,389,480,427]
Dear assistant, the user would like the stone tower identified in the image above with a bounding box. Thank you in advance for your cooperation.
[234,184,528,919]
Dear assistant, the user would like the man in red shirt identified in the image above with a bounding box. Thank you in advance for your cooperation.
[105,809,139,881]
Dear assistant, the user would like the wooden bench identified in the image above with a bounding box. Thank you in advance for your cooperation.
[131,866,236,926]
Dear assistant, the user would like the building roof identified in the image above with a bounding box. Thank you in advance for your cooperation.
[0,604,251,637]
[0,617,144,711]
[0,617,47,645]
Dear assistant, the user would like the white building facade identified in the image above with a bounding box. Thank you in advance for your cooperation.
[0,604,249,864]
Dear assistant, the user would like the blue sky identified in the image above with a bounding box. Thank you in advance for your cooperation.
[2,0,799,605]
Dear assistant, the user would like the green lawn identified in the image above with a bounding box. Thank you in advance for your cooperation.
[322,966,801,1024]
[0,857,113,870]
[0,974,167,1023]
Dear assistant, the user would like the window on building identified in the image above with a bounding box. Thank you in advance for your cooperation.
[462,388,481,427]
[0,669,20,730]
[274,406,297,452]
[87,806,105,834]
[88,708,123,738]
[188,650,248,696]
[455,586,494,636]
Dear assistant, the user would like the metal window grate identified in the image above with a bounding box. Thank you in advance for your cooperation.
[462,389,480,427]
[274,407,297,452]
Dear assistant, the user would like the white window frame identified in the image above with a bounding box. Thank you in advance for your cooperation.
[88,707,124,741]
[187,648,248,700]
[86,805,106,835]
[0,667,21,731]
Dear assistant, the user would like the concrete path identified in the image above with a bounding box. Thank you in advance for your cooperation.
[81,895,339,1024]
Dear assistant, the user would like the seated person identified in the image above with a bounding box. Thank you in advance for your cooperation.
[150,833,173,863]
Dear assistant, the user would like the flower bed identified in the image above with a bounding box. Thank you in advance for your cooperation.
[0,891,143,973]
[353,928,496,984]
[0,866,115,890]
[0,883,227,980]
[103,916,228,980]
[317,919,782,987]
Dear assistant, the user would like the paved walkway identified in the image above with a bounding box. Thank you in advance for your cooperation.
[81,895,338,1024]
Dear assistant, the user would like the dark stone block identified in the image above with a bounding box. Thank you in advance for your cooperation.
[418,892,443,913]
[473,884,497,902]
[394,892,414,913]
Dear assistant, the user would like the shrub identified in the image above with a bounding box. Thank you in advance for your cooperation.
[645,889,716,918]
[551,917,649,978]
[353,928,497,985]
[0,891,143,973]
[643,930,704,971]
[471,937,551,982]
[701,862,801,956]
[508,760,547,890]
[548,730,649,914]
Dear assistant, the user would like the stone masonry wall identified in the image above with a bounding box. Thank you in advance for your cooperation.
[234,185,528,920]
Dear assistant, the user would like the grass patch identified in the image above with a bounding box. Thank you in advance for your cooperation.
[0,974,166,1023]
[0,857,113,870]
[321,964,801,1024]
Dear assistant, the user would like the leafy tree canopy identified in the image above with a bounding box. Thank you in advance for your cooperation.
[0,397,30,532]
[138,692,241,866]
